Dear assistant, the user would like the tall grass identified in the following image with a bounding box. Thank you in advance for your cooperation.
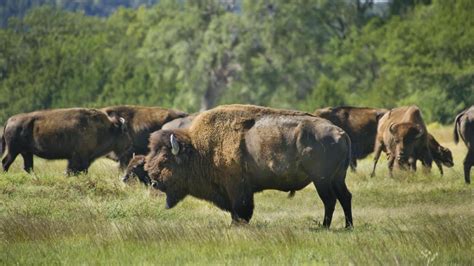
[0,127,472,265]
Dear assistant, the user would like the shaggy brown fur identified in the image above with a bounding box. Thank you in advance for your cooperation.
[0,108,129,174]
[454,105,474,184]
[101,105,187,168]
[146,104,353,228]
[314,106,388,170]
[371,105,432,177]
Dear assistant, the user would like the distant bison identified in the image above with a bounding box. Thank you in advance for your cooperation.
[0,108,129,174]
[424,133,453,176]
[146,104,353,228]
[101,105,187,168]
[371,106,432,177]
[454,106,473,184]
[122,154,150,185]
[314,106,387,171]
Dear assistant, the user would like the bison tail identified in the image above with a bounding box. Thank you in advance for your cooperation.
[453,111,464,144]
[342,132,352,172]
[0,128,5,158]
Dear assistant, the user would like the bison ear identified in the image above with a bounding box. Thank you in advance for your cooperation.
[389,123,397,135]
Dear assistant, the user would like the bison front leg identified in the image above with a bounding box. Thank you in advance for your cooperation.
[464,150,473,184]
[370,142,384,177]
[226,183,255,224]
[21,152,33,173]
[387,155,395,178]
[67,158,90,175]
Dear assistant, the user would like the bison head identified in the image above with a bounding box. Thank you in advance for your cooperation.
[122,154,150,185]
[145,130,193,209]
[389,122,424,167]
[436,146,454,168]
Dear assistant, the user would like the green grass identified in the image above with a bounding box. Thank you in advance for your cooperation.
[0,127,472,265]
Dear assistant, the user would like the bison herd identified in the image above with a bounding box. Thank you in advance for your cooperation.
[1,104,472,228]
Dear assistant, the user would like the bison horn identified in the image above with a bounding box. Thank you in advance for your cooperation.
[170,134,180,155]
[119,117,126,124]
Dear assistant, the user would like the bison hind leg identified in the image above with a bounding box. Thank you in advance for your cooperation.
[2,150,19,172]
[313,180,337,229]
[332,177,353,228]
[464,150,473,184]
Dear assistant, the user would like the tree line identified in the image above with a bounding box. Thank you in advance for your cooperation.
[0,0,472,125]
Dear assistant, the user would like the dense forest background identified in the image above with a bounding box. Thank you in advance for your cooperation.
[0,0,472,124]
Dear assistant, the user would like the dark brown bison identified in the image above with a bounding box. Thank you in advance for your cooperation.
[314,106,388,171]
[371,105,432,177]
[423,133,453,176]
[454,105,474,184]
[0,108,129,174]
[145,104,353,228]
[101,105,187,168]
[121,154,150,185]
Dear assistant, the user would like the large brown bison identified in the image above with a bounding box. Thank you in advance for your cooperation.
[371,105,432,177]
[0,108,129,174]
[314,106,387,171]
[145,104,353,228]
[101,105,187,168]
[454,105,474,184]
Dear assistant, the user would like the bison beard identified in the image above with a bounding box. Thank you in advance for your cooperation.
[145,104,353,228]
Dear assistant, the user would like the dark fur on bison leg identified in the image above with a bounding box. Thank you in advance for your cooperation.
[314,181,337,229]
[332,178,353,228]
[2,151,19,172]
[435,161,444,176]
[464,150,473,184]
[349,159,357,172]
[67,159,90,176]
[387,156,395,178]
[21,152,33,173]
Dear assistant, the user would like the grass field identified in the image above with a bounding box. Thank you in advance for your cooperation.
[0,126,472,265]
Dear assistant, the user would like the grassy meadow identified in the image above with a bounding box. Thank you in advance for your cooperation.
[0,126,472,265]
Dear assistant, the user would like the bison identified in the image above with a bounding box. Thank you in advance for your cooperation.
[0,108,129,174]
[145,104,353,228]
[121,154,150,185]
[454,105,474,184]
[371,105,432,177]
[101,105,187,168]
[424,133,453,176]
[122,114,197,186]
[314,106,387,171]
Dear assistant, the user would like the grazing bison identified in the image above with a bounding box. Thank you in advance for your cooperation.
[122,154,150,185]
[454,106,474,184]
[314,106,387,171]
[101,105,187,168]
[145,104,353,228]
[0,108,129,174]
[371,105,432,177]
[423,133,453,176]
